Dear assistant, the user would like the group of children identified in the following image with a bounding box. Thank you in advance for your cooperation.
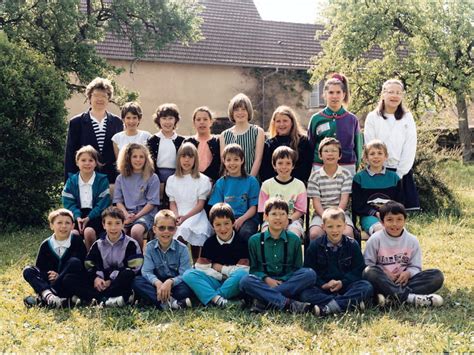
[23,74,444,314]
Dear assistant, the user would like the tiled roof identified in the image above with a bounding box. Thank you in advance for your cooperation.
[96,0,324,69]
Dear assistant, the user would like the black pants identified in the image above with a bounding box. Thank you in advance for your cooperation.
[62,269,135,302]
[23,257,83,297]
[363,266,443,302]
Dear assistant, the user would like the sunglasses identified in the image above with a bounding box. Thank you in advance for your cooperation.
[155,225,177,232]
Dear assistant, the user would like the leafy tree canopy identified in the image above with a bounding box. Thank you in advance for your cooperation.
[312,0,473,161]
[0,0,203,94]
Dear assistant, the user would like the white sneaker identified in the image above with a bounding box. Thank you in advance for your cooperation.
[104,296,126,307]
[376,294,386,307]
[43,293,63,308]
[412,294,443,307]
[170,297,192,310]
[312,305,321,316]
[71,295,81,307]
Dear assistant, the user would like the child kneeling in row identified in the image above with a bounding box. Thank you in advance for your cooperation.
[132,209,194,310]
[183,203,249,307]
[63,207,143,307]
[363,201,444,307]
[239,198,317,314]
[23,209,87,308]
[299,207,373,316]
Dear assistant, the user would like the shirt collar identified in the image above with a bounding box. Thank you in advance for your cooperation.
[319,165,343,178]
[366,166,386,176]
[50,233,72,249]
[105,232,125,245]
[216,231,235,245]
[78,172,96,186]
[155,238,177,252]
[323,106,346,116]
[264,229,287,241]
[157,131,177,140]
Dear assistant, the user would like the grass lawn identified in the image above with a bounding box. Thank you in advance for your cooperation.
[1,161,473,352]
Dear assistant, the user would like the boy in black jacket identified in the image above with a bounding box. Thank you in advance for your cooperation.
[299,207,373,315]
[23,209,86,308]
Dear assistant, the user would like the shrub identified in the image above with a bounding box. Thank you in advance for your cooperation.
[413,130,462,215]
[0,35,68,228]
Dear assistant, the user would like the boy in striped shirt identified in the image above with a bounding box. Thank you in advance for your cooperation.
[307,137,354,240]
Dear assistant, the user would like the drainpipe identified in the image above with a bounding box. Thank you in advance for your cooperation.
[261,67,279,129]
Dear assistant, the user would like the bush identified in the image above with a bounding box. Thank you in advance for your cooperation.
[0,35,68,228]
[413,130,462,215]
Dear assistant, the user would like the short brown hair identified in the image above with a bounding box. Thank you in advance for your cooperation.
[228,93,253,123]
[75,145,102,166]
[209,203,235,225]
[153,103,181,129]
[264,198,289,215]
[48,208,74,224]
[121,101,143,120]
[272,146,296,166]
[322,207,346,224]
[318,137,342,156]
[175,143,200,178]
[221,143,247,177]
[363,139,388,160]
[192,106,213,121]
[154,209,177,225]
[101,206,125,222]
[85,77,113,100]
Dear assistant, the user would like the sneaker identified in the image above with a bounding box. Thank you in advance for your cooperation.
[43,292,63,308]
[358,301,366,312]
[312,305,321,316]
[211,295,228,308]
[376,294,386,307]
[23,295,42,308]
[249,298,267,313]
[170,297,192,310]
[411,294,444,307]
[71,295,82,307]
[104,296,126,307]
[288,300,311,314]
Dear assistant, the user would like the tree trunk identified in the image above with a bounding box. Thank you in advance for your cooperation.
[455,92,472,163]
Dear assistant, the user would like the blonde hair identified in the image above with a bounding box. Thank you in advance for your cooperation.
[117,143,154,179]
[175,143,200,178]
[363,139,388,160]
[48,208,74,224]
[377,79,407,120]
[75,145,103,167]
[268,105,304,155]
[85,77,113,100]
[154,209,177,225]
[322,207,346,224]
[228,93,253,123]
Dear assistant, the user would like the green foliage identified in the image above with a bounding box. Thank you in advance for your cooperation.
[312,0,473,160]
[0,0,203,94]
[414,130,462,215]
[0,36,68,228]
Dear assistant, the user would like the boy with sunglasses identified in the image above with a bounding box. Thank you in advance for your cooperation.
[132,209,194,309]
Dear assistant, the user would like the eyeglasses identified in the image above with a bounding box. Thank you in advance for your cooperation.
[91,93,109,99]
[384,90,404,96]
[156,225,176,232]
[321,148,340,153]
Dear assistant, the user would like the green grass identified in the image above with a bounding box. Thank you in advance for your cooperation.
[1,162,473,352]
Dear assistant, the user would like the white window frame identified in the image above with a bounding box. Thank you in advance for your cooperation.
[309,81,325,108]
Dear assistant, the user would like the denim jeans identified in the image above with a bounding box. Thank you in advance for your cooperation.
[363,266,444,302]
[132,275,193,308]
[23,257,83,297]
[299,279,373,312]
[182,268,248,305]
[239,268,316,309]
[237,219,259,242]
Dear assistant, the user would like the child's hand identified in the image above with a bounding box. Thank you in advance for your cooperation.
[212,263,223,272]
[264,277,282,288]
[176,215,187,226]
[395,271,411,286]
[47,271,58,281]
[322,280,342,292]
[157,279,173,302]
[233,217,244,231]
[384,269,399,282]
[124,213,136,225]
[375,212,381,219]
[94,277,107,291]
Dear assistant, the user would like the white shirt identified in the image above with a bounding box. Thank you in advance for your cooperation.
[364,111,417,177]
[79,172,95,209]
[216,231,235,245]
[156,131,178,169]
[90,113,107,131]
[112,130,152,152]
[50,234,72,257]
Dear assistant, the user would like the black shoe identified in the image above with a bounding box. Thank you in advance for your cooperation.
[287,300,311,314]
[249,298,267,313]
[23,295,42,308]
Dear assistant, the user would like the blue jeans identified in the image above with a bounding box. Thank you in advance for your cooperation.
[237,219,259,242]
[132,275,194,308]
[363,266,444,302]
[299,279,373,312]
[183,268,248,305]
[239,268,316,309]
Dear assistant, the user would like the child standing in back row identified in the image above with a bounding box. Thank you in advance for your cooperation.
[308,73,363,176]
[209,144,260,241]
[166,143,213,263]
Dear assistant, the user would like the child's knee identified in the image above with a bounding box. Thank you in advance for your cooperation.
[344,226,354,237]
[309,226,324,240]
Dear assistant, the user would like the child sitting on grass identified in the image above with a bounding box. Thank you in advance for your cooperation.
[23,209,86,308]
[183,203,249,307]
[299,207,373,316]
[62,207,143,307]
[239,198,317,314]
[132,209,194,310]
[363,201,444,307]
